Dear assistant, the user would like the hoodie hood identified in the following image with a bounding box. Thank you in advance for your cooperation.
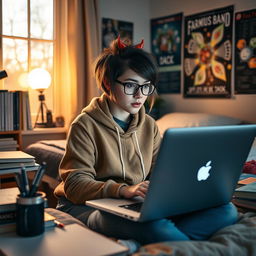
[81,94,147,180]
[82,94,146,136]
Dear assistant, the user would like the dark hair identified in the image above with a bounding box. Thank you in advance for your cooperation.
[94,38,158,99]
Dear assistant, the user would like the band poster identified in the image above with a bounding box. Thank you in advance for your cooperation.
[235,9,256,94]
[151,13,182,94]
[184,6,233,98]
[102,18,133,49]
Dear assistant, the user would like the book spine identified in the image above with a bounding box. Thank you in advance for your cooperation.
[26,92,32,130]
[0,204,16,214]
[13,91,20,130]
[0,210,16,224]
[9,92,14,131]
[0,91,4,131]
[22,91,27,131]
[3,91,7,131]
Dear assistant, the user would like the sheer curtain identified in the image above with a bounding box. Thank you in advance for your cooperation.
[55,0,101,126]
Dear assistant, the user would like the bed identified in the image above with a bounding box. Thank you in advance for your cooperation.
[24,112,256,255]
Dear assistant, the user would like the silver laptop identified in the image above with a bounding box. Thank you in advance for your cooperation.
[86,125,256,222]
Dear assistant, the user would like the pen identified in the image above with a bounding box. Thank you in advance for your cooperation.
[14,172,26,197]
[29,162,46,197]
[54,220,65,228]
[20,165,30,196]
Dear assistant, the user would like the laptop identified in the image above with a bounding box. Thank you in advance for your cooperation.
[86,125,256,222]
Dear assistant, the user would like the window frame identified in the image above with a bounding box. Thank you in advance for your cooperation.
[0,0,58,122]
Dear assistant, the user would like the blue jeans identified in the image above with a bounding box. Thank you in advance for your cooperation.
[57,197,238,245]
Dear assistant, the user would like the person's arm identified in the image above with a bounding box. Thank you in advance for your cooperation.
[59,123,126,204]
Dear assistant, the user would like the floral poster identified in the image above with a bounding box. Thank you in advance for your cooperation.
[151,13,182,94]
[235,9,256,94]
[184,6,234,98]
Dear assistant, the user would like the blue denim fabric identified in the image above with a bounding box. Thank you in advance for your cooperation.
[56,197,238,245]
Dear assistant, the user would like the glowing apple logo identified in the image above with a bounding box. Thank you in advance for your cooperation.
[197,161,212,181]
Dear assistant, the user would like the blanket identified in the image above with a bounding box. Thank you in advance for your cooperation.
[134,212,256,256]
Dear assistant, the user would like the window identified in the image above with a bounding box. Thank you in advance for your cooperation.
[0,0,55,119]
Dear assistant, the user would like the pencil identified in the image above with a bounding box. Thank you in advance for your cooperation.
[54,220,65,228]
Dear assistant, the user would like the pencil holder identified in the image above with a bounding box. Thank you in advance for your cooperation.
[16,192,45,237]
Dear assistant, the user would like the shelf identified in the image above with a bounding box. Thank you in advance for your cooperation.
[0,130,21,135]
[21,127,66,135]
[22,127,67,149]
[0,128,67,151]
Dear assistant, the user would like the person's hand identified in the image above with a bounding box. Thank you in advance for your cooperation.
[119,181,150,198]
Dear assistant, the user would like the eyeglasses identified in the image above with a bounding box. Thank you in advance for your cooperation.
[115,79,155,96]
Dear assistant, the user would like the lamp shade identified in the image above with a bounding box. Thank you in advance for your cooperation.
[28,68,51,90]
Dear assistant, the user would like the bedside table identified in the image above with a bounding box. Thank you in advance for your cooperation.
[21,128,67,150]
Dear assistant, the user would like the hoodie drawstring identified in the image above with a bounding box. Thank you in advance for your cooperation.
[115,127,146,181]
[115,126,126,180]
[134,131,146,180]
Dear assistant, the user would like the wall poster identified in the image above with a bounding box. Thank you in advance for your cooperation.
[102,18,133,49]
[151,13,182,94]
[235,9,256,94]
[184,6,234,98]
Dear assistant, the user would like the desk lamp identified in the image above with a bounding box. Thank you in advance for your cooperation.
[28,68,52,128]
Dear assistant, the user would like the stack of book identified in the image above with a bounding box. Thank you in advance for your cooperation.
[0,187,56,234]
[0,187,19,231]
[0,151,36,171]
[233,173,256,211]
[0,138,18,152]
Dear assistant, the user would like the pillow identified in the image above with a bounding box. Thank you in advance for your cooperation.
[156,112,242,136]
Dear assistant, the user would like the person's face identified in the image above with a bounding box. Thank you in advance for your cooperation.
[109,69,149,121]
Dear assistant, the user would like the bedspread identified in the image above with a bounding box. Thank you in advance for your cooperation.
[134,212,256,256]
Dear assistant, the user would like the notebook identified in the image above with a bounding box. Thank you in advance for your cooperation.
[0,151,35,163]
[86,125,256,222]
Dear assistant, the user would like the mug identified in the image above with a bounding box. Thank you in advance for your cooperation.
[16,192,45,237]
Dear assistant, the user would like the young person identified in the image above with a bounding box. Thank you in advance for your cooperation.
[54,37,237,249]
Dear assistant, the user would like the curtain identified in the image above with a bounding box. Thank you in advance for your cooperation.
[55,0,101,126]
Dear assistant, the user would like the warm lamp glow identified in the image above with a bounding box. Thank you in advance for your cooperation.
[29,68,54,128]
[28,68,51,90]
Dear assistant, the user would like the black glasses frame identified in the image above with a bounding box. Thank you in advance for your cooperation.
[115,79,156,96]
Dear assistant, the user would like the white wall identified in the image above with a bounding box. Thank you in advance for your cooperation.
[99,0,256,122]
[149,0,256,122]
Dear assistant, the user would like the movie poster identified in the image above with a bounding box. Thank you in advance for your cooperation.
[102,18,133,49]
[184,6,233,98]
[235,9,256,94]
[151,13,182,94]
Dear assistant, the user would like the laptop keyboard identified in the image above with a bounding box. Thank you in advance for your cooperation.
[119,202,143,212]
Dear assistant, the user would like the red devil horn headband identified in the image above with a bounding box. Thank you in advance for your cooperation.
[117,35,144,49]
[134,39,144,49]
[117,35,128,49]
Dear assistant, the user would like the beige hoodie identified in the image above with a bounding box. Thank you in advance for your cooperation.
[54,94,161,204]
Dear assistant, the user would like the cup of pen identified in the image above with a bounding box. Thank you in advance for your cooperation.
[16,192,46,237]
[16,162,47,237]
